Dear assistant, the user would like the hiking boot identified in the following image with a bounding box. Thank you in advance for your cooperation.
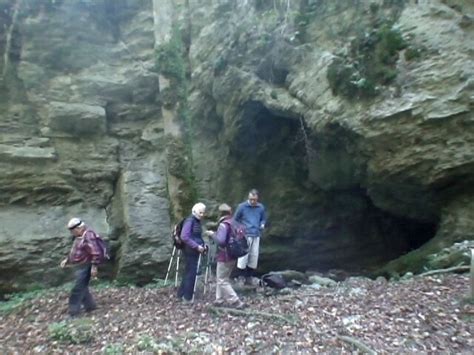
[244,277,255,286]
[181,297,193,304]
[84,305,97,313]
[67,312,81,320]
[234,276,246,287]
[231,300,246,309]
[213,300,225,307]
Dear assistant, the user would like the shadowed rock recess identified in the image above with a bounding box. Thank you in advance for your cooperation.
[0,0,473,293]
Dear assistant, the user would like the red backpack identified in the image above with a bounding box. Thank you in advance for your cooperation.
[221,219,249,258]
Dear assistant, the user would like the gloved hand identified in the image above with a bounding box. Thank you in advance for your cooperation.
[198,245,209,254]
[204,230,215,238]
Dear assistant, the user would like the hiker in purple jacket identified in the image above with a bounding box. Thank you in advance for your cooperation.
[235,189,267,285]
[177,202,207,303]
[207,204,245,309]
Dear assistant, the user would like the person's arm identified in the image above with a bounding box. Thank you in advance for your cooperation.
[260,205,267,230]
[180,219,201,250]
[234,204,243,222]
[61,239,77,267]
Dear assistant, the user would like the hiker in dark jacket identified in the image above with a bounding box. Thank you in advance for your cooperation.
[60,218,101,317]
[234,189,267,284]
[207,204,245,309]
[177,202,207,303]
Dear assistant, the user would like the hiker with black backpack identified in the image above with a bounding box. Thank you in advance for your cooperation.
[177,202,208,303]
[206,203,246,309]
[234,189,267,285]
[60,218,107,317]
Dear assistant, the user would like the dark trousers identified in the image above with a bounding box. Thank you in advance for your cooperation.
[177,248,200,301]
[236,266,255,278]
[68,264,96,316]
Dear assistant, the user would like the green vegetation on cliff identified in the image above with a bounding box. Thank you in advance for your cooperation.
[327,23,406,99]
[155,27,186,84]
[155,23,196,217]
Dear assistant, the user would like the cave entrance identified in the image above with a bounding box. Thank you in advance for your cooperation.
[224,101,439,278]
[257,187,439,278]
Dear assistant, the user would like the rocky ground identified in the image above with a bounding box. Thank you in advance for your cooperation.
[0,273,472,354]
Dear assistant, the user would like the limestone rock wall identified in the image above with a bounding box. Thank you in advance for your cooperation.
[0,0,175,293]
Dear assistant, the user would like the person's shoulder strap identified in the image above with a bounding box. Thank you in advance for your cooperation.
[182,216,195,232]
[221,218,234,240]
[84,229,98,240]
[221,216,233,226]
[188,216,195,228]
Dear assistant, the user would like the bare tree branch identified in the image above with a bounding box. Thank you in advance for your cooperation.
[417,265,469,278]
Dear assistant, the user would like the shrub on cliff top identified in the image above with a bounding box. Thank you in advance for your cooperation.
[328,22,406,99]
[155,26,185,83]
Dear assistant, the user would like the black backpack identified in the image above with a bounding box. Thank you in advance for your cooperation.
[171,218,187,249]
[222,219,249,258]
[261,273,287,289]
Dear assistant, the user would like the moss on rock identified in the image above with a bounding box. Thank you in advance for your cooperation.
[166,136,196,215]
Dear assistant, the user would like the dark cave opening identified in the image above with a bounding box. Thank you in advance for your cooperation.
[389,215,438,251]
[258,196,439,278]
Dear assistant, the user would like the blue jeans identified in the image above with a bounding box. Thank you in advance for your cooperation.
[68,264,96,316]
[177,248,200,301]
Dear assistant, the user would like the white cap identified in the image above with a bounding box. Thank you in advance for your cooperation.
[67,217,84,230]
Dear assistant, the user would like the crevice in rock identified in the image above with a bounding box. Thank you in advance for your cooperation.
[228,100,304,159]
[223,103,307,200]
[1,0,21,80]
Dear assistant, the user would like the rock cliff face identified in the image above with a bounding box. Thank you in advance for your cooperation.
[0,0,172,292]
[0,0,472,293]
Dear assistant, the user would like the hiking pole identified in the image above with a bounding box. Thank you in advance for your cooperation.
[164,246,177,286]
[204,252,210,295]
[175,249,181,287]
[192,253,202,302]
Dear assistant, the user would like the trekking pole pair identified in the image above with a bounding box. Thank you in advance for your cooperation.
[164,246,181,287]
[192,248,211,301]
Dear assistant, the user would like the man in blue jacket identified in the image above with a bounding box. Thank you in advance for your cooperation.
[234,189,267,285]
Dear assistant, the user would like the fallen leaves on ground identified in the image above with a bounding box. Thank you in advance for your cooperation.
[0,273,472,353]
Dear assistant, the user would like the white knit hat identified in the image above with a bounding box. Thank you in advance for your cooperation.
[67,217,84,230]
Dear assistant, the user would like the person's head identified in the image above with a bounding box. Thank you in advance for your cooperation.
[67,217,86,237]
[218,203,232,217]
[247,189,259,206]
[192,202,206,220]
